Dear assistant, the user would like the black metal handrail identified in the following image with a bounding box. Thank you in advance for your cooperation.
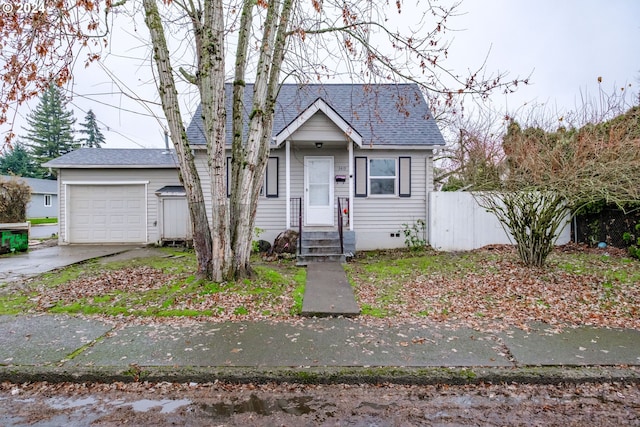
[337,197,347,254]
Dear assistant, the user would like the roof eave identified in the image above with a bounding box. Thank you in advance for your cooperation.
[357,144,443,150]
[273,98,363,148]
[43,164,179,169]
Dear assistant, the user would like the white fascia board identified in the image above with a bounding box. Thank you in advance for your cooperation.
[357,145,441,150]
[274,98,363,147]
[49,165,178,169]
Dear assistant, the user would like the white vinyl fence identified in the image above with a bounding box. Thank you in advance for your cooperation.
[428,192,571,251]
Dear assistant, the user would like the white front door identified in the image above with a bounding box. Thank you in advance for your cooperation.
[305,156,334,225]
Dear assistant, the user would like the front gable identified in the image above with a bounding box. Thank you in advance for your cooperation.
[274,98,363,147]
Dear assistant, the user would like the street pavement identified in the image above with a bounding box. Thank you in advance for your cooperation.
[28,224,58,240]
[0,244,639,385]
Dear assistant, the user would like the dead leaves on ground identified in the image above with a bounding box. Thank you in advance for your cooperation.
[13,245,640,331]
[352,246,640,331]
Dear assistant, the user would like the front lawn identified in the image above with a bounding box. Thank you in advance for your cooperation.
[347,245,640,331]
[28,218,58,225]
[0,245,638,330]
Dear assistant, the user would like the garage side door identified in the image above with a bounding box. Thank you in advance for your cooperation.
[68,184,146,243]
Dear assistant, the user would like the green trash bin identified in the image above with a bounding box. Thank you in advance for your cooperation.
[1,228,29,254]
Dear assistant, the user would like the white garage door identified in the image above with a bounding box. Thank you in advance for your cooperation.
[68,184,146,243]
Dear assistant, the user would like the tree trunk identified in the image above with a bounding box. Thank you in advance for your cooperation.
[197,0,232,282]
[230,0,294,278]
[142,0,213,279]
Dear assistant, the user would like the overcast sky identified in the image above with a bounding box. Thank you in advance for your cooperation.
[4,0,639,149]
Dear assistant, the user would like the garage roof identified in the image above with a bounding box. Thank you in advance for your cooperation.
[43,148,179,168]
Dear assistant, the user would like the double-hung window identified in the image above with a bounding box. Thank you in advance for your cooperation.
[369,158,396,196]
[44,194,52,207]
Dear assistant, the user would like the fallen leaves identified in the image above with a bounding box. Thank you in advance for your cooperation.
[6,244,639,333]
[351,245,640,332]
[35,266,171,308]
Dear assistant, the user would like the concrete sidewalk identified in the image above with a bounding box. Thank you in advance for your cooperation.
[1,315,638,384]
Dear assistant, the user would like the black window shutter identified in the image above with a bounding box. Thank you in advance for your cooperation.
[399,156,411,197]
[355,156,368,197]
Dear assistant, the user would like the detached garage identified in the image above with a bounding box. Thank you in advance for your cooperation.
[43,149,183,245]
[67,184,146,243]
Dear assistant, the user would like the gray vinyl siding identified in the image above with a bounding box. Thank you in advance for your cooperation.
[57,168,180,244]
[193,145,433,249]
[194,152,288,242]
[289,112,350,142]
[350,150,430,249]
[27,193,58,219]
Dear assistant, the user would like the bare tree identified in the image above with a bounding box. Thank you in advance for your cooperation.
[475,105,640,267]
[1,0,527,280]
[437,109,506,191]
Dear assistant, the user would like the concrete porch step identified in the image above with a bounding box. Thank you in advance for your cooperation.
[302,245,342,255]
[297,253,346,266]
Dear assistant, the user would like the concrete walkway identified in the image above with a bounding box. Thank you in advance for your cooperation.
[301,262,360,317]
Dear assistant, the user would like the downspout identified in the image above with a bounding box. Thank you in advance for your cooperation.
[348,140,354,231]
[286,139,291,229]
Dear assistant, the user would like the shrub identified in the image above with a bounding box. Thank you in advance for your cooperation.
[399,219,426,251]
[0,178,31,223]
[623,224,640,260]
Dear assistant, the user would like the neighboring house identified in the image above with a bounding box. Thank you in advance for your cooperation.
[0,175,58,219]
[44,83,446,251]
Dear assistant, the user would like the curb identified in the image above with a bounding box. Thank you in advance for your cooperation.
[1,366,639,386]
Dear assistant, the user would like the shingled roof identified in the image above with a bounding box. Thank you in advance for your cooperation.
[43,148,179,168]
[0,175,57,194]
[186,83,445,147]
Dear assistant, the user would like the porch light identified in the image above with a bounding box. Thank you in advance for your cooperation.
[315,142,323,149]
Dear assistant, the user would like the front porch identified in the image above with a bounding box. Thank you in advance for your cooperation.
[289,196,355,265]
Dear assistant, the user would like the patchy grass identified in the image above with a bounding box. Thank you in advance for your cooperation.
[0,249,304,321]
[0,244,638,330]
[28,218,57,225]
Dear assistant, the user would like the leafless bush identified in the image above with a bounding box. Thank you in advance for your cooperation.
[0,178,31,223]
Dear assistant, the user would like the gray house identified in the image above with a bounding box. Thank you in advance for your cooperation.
[44,84,446,251]
[0,175,58,219]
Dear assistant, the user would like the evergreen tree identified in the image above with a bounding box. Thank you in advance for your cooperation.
[22,83,78,178]
[78,109,105,148]
[0,142,39,177]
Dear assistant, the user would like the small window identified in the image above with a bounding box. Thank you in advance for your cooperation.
[44,194,52,207]
[369,158,396,195]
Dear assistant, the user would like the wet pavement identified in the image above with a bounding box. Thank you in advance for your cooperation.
[0,244,142,283]
[28,224,58,239]
[0,314,639,385]
[302,262,360,317]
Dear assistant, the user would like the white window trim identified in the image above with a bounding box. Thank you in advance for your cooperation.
[368,158,397,197]
[44,194,53,207]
